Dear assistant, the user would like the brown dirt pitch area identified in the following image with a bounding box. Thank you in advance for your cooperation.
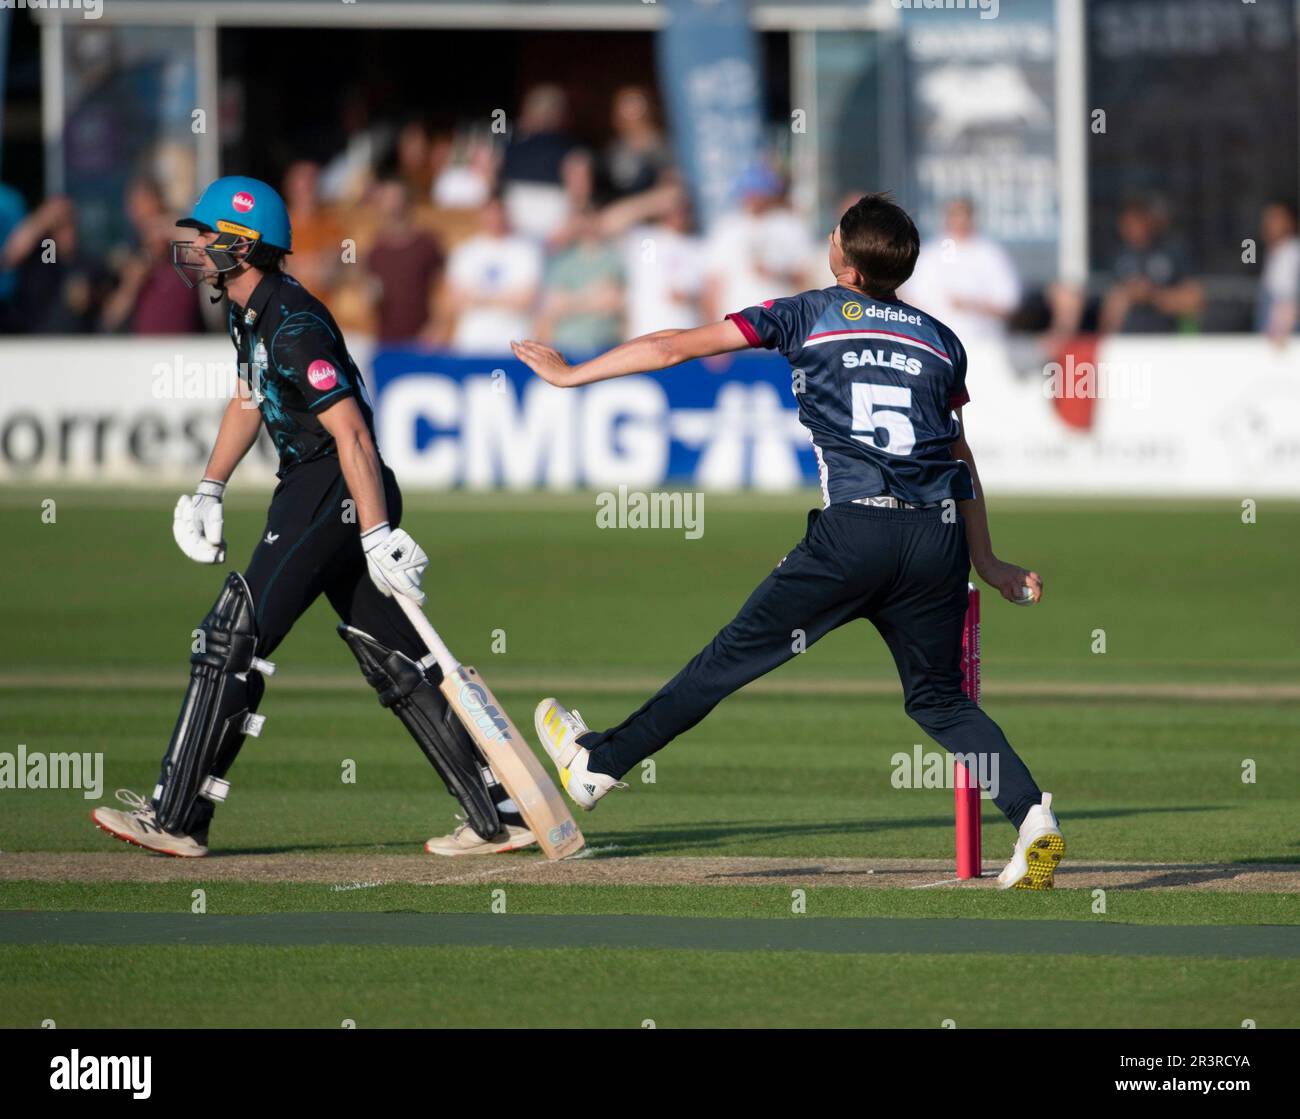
[3,852,1298,892]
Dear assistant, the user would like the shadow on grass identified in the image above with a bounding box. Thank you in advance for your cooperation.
[593,804,1231,857]
[202,842,430,857]
[171,804,1235,859]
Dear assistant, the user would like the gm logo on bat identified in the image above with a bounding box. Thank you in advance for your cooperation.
[549,819,579,845]
[456,680,510,742]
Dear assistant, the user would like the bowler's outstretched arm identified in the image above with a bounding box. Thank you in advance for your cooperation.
[511,319,750,387]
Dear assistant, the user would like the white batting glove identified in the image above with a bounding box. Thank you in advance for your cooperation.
[362,522,428,604]
[173,479,227,564]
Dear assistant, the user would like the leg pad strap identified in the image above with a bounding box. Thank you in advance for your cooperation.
[153,573,268,834]
[339,623,501,840]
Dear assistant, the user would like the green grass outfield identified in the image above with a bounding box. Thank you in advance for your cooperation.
[1,884,1297,1028]
[1,489,1297,1027]
[8,945,1291,1030]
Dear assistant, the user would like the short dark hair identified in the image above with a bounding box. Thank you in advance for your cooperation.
[838,193,920,298]
[246,241,287,272]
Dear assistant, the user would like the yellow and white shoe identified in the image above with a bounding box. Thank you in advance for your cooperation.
[534,698,624,811]
[996,792,1065,890]
[424,816,535,856]
[91,789,208,858]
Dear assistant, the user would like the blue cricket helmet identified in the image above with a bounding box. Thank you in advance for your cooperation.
[172,175,292,290]
[178,175,292,250]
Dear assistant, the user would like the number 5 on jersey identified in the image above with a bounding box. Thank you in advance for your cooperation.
[851,382,915,456]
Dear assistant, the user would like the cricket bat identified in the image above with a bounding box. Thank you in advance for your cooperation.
[396,594,585,860]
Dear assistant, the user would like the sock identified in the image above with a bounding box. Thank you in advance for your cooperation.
[488,782,525,828]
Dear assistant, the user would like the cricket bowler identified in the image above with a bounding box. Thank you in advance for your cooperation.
[91,176,534,857]
[515,193,1065,889]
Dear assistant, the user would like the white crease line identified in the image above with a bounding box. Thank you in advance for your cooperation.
[432,864,520,886]
[566,844,625,859]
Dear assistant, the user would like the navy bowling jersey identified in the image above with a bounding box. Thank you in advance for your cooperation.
[727,285,974,507]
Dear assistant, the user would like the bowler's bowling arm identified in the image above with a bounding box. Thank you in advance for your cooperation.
[952,412,1043,604]
[511,319,750,388]
[950,412,994,573]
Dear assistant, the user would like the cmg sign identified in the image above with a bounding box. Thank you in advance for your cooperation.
[371,351,814,491]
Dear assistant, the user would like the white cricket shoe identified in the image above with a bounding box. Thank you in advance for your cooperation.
[91,789,208,858]
[534,698,624,811]
[996,792,1065,890]
[424,816,536,856]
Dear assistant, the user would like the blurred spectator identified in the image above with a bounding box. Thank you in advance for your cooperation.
[704,164,813,320]
[536,208,624,354]
[0,183,27,317]
[320,87,389,206]
[366,179,445,344]
[433,131,497,211]
[901,198,1021,340]
[499,85,591,243]
[622,186,705,338]
[101,178,201,334]
[598,86,672,205]
[1099,198,1203,333]
[443,197,542,353]
[393,118,436,203]
[1256,200,1298,343]
[0,196,109,333]
[283,160,344,300]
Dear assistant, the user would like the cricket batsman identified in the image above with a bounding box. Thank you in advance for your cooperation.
[91,175,533,857]
[515,193,1065,889]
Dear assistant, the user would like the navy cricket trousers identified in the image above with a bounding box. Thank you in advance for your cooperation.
[583,502,1043,829]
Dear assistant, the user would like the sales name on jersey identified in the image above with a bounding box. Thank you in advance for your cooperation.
[841,349,924,376]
